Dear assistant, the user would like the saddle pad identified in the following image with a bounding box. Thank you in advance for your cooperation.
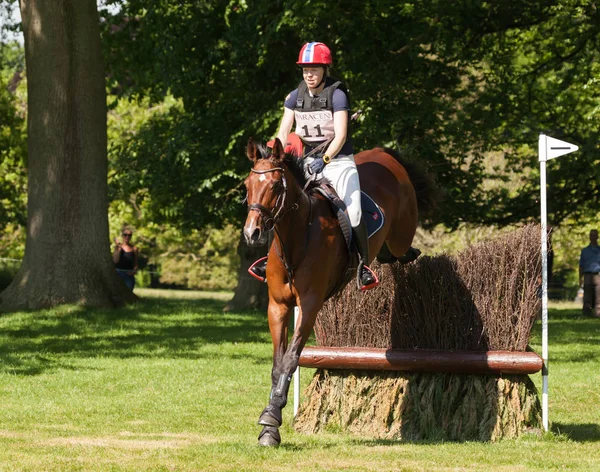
[361,191,385,238]
[315,185,385,241]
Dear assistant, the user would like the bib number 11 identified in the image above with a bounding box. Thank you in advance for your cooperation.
[301,124,325,138]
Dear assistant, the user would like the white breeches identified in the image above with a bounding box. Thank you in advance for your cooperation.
[305,154,362,227]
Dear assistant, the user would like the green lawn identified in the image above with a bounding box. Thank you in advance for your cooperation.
[0,289,599,471]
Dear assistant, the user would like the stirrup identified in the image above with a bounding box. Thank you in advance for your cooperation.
[248,256,268,283]
[358,264,379,291]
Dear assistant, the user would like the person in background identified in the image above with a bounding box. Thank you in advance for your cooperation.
[578,229,600,317]
[113,228,138,290]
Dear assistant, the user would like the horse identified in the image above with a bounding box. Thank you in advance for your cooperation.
[243,136,436,446]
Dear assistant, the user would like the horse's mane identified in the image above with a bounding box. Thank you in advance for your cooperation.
[256,143,322,192]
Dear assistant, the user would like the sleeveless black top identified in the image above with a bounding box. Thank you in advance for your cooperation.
[116,249,135,270]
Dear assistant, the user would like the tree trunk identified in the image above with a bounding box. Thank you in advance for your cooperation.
[0,0,135,310]
[224,231,268,311]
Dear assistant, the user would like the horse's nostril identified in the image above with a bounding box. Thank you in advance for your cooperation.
[251,228,261,241]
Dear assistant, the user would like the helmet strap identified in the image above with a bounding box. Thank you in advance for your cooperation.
[316,66,328,88]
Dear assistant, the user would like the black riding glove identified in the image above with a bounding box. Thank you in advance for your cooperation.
[307,154,330,175]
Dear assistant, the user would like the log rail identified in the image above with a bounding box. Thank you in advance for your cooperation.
[299,346,542,375]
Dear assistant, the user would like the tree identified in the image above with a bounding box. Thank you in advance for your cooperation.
[0,41,26,233]
[0,0,135,310]
[98,1,600,306]
[467,0,600,227]
[102,0,600,223]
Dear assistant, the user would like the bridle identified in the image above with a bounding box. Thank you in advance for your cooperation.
[246,140,329,229]
[246,161,304,289]
[247,166,298,231]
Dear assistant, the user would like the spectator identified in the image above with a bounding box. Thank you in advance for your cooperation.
[113,228,138,290]
[579,229,600,317]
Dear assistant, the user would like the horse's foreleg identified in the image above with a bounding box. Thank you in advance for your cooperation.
[267,296,321,412]
[257,296,322,447]
[258,300,292,434]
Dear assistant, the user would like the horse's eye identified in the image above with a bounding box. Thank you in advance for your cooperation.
[272,181,282,192]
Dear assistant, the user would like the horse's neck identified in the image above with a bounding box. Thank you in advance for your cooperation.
[274,178,311,252]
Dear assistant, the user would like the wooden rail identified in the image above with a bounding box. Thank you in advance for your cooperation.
[299,346,543,375]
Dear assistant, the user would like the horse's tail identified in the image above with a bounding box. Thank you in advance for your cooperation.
[382,147,440,219]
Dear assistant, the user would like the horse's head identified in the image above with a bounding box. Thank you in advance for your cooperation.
[243,137,289,247]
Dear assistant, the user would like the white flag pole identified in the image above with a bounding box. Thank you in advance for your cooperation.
[537,133,578,433]
[293,306,300,417]
[538,134,550,432]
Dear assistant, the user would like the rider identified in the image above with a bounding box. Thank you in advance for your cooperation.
[249,41,379,291]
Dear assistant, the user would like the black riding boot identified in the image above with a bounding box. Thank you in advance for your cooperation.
[353,220,379,291]
[248,256,268,283]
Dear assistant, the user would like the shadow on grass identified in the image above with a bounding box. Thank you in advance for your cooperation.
[552,422,600,442]
[0,295,272,375]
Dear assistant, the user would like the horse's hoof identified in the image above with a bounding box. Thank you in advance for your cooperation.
[258,426,281,447]
[258,404,282,427]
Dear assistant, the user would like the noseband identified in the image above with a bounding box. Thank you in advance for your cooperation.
[247,166,298,230]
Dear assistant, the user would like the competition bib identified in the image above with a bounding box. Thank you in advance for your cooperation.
[294,110,335,143]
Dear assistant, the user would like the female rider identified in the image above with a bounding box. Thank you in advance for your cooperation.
[249,41,378,291]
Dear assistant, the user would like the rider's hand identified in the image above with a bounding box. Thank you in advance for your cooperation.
[307,155,328,175]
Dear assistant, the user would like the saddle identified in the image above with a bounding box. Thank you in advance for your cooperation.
[315,184,421,266]
[269,133,392,257]
[314,184,385,252]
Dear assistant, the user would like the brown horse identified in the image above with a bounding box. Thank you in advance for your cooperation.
[243,137,435,446]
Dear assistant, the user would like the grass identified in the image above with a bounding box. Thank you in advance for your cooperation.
[0,289,598,471]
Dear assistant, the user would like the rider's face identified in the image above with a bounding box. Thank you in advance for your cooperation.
[302,67,325,89]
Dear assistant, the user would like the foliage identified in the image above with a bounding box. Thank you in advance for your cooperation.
[550,214,600,298]
[96,1,600,302]
[100,0,600,232]
[0,0,19,44]
[472,0,600,227]
[413,216,600,300]
[0,223,24,290]
[0,40,26,231]
[0,40,26,286]
[107,97,240,291]
[3,2,600,299]
[0,293,598,469]
[154,224,240,290]
[109,202,239,291]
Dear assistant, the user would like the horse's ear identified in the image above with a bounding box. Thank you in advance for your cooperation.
[247,137,258,162]
[271,138,284,162]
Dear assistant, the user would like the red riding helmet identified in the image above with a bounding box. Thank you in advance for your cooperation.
[296,42,332,66]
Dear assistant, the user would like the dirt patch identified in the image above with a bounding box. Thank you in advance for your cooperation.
[1,430,220,449]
